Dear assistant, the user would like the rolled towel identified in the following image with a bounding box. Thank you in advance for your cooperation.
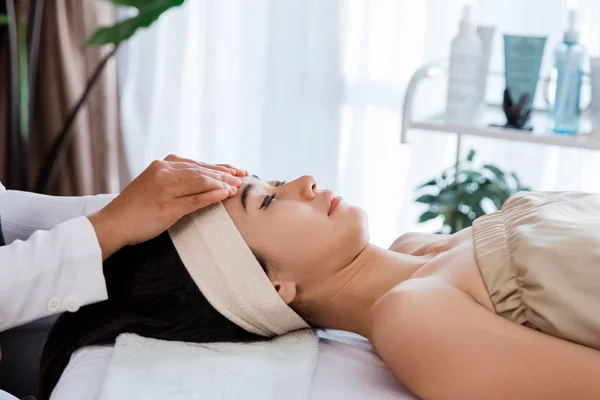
[99,330,319,400]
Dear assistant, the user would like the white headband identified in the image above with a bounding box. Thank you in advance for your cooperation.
[168,202,310,337]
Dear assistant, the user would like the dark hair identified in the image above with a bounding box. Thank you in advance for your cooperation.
[37,232,271,400]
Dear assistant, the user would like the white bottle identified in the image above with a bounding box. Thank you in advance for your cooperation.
[445,5,482,125]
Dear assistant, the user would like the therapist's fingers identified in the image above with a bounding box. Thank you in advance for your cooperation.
[169,156,236,175]
[178,188,231,216]
[172,173,238,198]
[201,162,239,175]
[163,154,243,176]
[165,162,242,187]
[89,157,246,261]
[194,161,246,177]
[216,163,248,177]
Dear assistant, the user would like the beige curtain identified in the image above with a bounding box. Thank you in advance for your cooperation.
[0,6,13,187]
[0,33,7,185]
[31,0,127,195]
[0,0,127,195]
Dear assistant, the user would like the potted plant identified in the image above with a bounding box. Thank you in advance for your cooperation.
[415,149,530,233]
[1,0,185,193]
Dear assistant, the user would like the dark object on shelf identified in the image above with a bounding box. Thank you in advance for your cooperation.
[491,88,533,131]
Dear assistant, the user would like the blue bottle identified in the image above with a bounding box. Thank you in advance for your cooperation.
[552,10,586,134]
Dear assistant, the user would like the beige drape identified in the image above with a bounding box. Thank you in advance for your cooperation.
[0,12,11,185]
[1,0,127,195]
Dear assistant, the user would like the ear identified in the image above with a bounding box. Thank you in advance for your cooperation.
[272,281,297,305]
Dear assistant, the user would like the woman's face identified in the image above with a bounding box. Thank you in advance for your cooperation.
[223,175,369,300]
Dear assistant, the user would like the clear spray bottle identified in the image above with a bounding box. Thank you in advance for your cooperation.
[552,9,586,134]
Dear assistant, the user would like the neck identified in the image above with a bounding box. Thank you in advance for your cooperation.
[306,244,426,339]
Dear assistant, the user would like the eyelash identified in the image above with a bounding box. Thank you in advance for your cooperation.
[260,181,286,210]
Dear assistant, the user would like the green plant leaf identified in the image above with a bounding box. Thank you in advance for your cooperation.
[18,17,28,142]
[464,170,483,184]
[482,164,505,179]
[416,178,437,189]
[432,190,460,206]
[415,150,534,234]
[466,149,476,162]
[415,194,436,204]
[86,0,184,46]
[471,202,486,219]
[510,172,531,191]
[445,211,458,233]
[109,0,153,7]
[454,213,465,231]
[486,177,510,197]
[418,211,440,223]
[510,171,521,186]
[0,14,8,25]
[478,183,506,209]
[459,212,474,230]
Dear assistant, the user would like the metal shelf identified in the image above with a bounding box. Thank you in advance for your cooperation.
[400,61,600,155]
[411,106,600,151]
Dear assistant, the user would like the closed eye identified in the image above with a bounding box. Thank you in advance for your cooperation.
[260,195,274,210]
[259,181,286,210]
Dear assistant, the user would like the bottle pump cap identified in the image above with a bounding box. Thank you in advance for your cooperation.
[565,9,579,42]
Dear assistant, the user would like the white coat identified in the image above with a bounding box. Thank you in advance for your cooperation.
[0,181,115,332]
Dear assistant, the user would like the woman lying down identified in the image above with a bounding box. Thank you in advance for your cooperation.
[39,175,600,400]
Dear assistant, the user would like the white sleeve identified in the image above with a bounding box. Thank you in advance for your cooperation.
[0,216,107,331]
[0,185,116,244]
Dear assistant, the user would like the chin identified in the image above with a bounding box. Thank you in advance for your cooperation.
[346,205,370,246]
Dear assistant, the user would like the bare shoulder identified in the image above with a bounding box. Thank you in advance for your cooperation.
[370,278,600,400]
[371,278,465,339]
[369,279,473,398]
[370,278,465,353]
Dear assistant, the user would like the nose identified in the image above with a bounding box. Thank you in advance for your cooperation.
[297,175,317,199]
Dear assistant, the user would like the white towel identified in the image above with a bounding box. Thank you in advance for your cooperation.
[98,330,319,400]
[0,390,18,400]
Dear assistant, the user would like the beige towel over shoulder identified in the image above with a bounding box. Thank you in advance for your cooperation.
[473,191,600,350]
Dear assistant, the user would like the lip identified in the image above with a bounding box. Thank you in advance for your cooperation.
[326,190,335,215]
[328,195,342,216]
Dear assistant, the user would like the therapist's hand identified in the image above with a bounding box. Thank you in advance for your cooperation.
[88,155,246,260]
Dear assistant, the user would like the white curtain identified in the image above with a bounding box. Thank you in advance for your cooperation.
[117,0,600,247]
[117,0,342,187]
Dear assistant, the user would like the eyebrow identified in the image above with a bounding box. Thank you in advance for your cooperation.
[240,175,263,211]
[241,183,253,211]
